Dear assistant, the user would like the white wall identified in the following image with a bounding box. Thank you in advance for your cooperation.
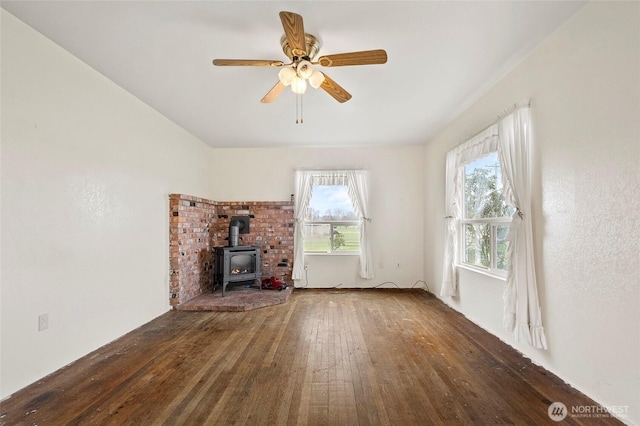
[0,11,214,398]
[424,2,639,423]
[210,146,426,289]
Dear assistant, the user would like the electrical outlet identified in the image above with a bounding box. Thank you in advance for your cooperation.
[396,263,401,269]
[304,264,309,270]
[38,313,48,331]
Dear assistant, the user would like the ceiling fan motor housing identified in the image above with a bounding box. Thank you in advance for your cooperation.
[280,33,320,61]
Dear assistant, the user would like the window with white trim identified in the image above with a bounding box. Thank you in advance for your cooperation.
[461,152,514,276]
[303,185,361,254]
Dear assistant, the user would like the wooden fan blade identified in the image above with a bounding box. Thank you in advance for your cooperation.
[320,73,352,103]
[317,49,387,67]
[213,59,284,66]
[261,81,286,103]
[279,11,307,57]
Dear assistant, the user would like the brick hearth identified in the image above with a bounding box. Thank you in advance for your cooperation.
[175,286,293,312]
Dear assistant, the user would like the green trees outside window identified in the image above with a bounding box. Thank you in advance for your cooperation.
[462,153,514,273]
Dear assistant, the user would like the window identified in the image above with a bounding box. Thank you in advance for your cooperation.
[460,152,514,276]
[293,169,373,280]
[303,185,360,253]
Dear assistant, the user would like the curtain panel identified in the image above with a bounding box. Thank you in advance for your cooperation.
[346,170,375,279]
[293,170,374,280]
[497,108,547,349]
[441,106,547,349]
[292,171,313,280]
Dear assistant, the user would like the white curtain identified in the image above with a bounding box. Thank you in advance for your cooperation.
[441,105,547,349]
[293,170,374,280]
[440,150,461,296]
[498,107,547,349]
[346,170,375,279]
[292,171,314,280]
[441,125,499,296]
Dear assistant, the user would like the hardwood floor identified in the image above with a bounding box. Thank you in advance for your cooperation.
[0,289,621,425]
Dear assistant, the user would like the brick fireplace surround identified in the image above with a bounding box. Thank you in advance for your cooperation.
[169,194,294,308]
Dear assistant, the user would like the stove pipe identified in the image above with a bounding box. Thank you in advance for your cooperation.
[229,225,239,247]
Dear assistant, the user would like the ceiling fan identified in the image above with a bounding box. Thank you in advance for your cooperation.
[212,11,387,104]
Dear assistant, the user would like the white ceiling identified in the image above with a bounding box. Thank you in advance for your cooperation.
[2,1,586,149]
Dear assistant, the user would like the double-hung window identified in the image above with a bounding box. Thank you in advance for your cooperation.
[460,151,514,277]
[303,185,360,254]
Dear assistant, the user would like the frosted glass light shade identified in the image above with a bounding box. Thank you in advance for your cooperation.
[296,60,313,79]
[291,76,307,94]
[278,67,296,86]
[309,70,325,89]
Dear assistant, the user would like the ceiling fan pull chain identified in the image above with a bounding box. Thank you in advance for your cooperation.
[296,94,304,124]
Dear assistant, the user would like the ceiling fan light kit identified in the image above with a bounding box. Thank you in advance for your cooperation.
[278,67,296,86]
[212,11,387,122]
[309,70,325,89]
[296,60,313,79]
[291,76,307,95]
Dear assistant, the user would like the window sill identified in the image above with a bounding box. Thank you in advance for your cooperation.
[304,252,360,256]
[457,263,507,281]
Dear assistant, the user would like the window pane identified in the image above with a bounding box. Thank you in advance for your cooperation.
[304,184,361,254]
[332,225,360,252]
[496,225,510,271]
[304,223,330,253]
[464,152,514,219]
[306,185,358,220]
[464,223,491,268]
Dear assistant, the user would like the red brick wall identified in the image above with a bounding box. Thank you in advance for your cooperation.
[169,195,294,307]
[169,194,216,307]
[213,202,294,283]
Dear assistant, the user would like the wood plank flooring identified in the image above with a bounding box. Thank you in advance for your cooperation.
[0,289,621,425]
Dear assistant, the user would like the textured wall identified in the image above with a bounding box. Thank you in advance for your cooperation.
[1,11,213,399]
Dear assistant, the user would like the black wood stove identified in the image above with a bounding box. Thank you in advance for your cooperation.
[214,245,261,297]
